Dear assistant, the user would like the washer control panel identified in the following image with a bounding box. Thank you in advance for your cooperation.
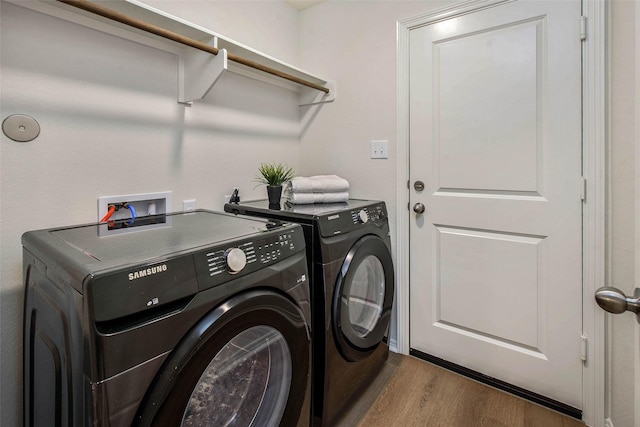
[194,224,304,290]
[255,231,297,264]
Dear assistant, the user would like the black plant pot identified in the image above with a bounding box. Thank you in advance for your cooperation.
[266,185,282,210]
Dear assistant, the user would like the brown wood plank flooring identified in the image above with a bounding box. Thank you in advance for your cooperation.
[335,353,585,427]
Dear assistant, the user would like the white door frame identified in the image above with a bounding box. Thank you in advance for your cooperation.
[395,0,606,425]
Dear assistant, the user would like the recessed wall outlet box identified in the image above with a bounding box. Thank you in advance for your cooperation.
[371,139,389,159]
[97,191,172,236]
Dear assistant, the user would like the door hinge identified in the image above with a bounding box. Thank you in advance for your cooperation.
[580,16,587,41]
[580,176,587,202]
[580,335,588,363]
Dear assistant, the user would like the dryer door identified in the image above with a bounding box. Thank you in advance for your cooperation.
[333,235,395,362]
[135,290,310,427]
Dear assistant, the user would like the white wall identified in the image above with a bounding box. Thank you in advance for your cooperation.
[608,0,639,426]
[0,1,301,425]
[299,1,639,426]
[636,3,640,423]
[141,0,300,65]
[2,0,639,426]
[298,1,450,237]
[297,0,451,344]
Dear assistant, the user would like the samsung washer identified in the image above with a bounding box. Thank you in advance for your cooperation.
[23,210,311,426]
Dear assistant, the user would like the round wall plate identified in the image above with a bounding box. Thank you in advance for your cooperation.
[2,114,40,142]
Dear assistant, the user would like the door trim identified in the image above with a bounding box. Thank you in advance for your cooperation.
[395,0,606,424]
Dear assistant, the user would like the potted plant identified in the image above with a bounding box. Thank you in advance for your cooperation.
[254,162,295,208]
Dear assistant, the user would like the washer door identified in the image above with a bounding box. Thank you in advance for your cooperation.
[135,290,310,427]
[333,235,395,362]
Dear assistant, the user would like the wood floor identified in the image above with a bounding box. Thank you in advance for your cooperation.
[335,352,585,427]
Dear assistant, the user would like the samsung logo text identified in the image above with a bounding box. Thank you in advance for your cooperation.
[129,264,168,281]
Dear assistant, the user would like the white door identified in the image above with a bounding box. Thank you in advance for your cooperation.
[409,0,583,409]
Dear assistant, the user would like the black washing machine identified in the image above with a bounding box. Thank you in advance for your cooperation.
[22,210,312,427]
[225,199,394,426]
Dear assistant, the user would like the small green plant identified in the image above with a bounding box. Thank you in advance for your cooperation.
[254,163,295,187]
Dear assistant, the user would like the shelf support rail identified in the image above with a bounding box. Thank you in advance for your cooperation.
[56,0,331,96]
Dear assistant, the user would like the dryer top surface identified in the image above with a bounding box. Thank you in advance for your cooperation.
[226,199,381,221]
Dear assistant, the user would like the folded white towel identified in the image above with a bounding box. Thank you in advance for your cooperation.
[287,191,350,205]
[287,175,350,193]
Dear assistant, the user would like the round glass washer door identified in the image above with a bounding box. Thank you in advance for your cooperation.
[182,325,291,427]
[135,290,310,427]
[333,235,395,362]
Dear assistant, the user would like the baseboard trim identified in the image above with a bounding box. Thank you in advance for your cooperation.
[409,349,583,420]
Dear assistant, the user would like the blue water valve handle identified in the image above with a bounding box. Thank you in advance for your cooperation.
[125,203,137,225]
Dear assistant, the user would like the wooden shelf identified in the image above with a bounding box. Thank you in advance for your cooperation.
[9,0,335,105]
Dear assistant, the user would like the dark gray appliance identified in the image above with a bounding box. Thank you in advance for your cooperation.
[22,210,311,426]
[225,199,394,427]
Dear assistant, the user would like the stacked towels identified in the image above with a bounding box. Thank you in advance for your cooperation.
[284,175,350,204]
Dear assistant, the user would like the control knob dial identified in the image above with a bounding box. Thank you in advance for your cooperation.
[357,209,369,223]
[225,248,247,274]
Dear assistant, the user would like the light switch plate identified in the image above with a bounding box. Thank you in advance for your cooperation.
[371,140,389,159]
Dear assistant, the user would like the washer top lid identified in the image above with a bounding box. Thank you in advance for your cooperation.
[25,210,287,270]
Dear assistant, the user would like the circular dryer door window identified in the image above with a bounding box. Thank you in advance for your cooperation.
[182,325,291,426]
[334,235,395,362]
[348,255,385,337]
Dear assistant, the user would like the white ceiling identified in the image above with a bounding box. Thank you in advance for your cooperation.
[284,0,325,11]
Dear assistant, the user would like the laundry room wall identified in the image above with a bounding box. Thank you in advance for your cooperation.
[608,1,640,426]
[0,1,302,424]
[3,0,639,426]
[296,0,450,359]
[298,1,640,426]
